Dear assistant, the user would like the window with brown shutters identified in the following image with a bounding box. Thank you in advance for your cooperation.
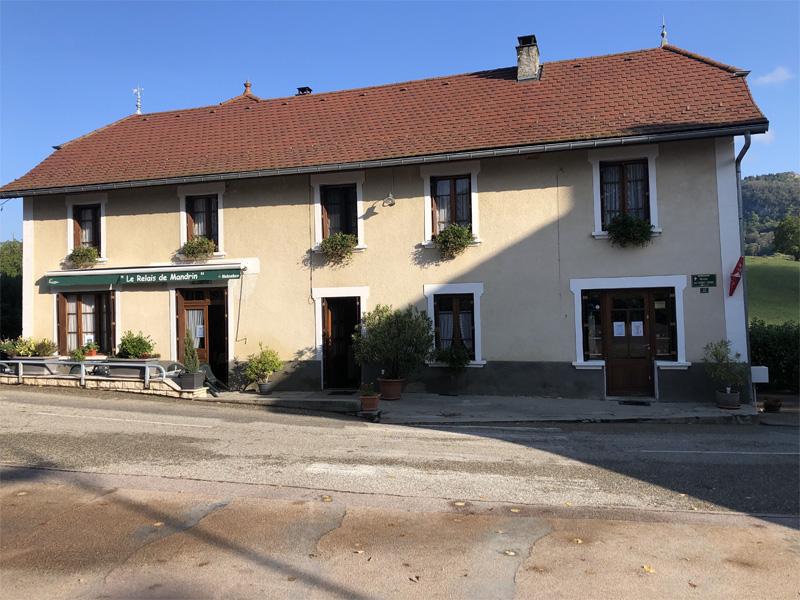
[433,294,475,359]
[431,175,471,235]
[73,205,101,250]
[321,184,357,238]
[599,160,649,229]
[186,194,218,247]
[57,292,114,354]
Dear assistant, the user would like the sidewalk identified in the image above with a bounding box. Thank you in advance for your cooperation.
[205,389,767,425]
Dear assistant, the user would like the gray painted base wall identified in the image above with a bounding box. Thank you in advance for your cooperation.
[245,360,749,405]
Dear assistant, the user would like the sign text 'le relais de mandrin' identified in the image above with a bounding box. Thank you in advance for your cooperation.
[47,269,241,287]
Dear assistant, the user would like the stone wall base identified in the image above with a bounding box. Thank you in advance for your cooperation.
[0,374,207,400]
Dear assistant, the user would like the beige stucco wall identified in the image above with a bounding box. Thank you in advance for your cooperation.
[26,138,731,367]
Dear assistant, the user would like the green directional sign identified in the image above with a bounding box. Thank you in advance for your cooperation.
[48,268,241,287]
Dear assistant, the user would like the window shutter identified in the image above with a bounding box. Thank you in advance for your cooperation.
[57,293,68,354]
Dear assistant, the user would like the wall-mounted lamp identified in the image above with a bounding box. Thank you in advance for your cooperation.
[383,192,396,207]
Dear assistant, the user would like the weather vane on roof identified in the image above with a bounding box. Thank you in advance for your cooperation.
[133,86,144,115]
[661,16,668,47]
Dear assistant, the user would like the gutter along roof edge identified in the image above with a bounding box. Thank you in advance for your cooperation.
[1,124,769,199]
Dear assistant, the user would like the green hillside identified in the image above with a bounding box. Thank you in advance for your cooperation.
[746,256,799,324]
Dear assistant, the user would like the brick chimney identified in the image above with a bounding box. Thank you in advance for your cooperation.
[516,35,540,82]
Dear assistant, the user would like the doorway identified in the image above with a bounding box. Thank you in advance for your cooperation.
[604,290,654,396]
[176,287,228,384]
[322,297,360,389]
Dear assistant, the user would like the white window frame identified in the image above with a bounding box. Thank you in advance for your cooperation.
[311,286,370,389]
[423,282,485,365]
[65,192,108,263]
[588,145,661,238]
[421,160,481,247]
[310,171,366,252]
[178,181,226,257]
[569,275,689,370]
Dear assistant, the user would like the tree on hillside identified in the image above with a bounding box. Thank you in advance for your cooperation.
[742,172,800,255]
[0,239,23,338]
[773,216,800,260]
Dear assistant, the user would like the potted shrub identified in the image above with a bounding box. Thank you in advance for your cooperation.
[434,344,472,377]
[703,339,749,408]
[244,343,283,394]
[69,347,86,363]
[606,215,654,248]
[179,330,204,390]
[762,396,783,413]
[358,381,380,411]
[0,338,14,360]
[110,331,160,378]
[83,341,100,357]
[16,338,59,375]
[432,224,476,259]
[352,304,434,400]
[68,245,99,268]
[180,236,216,260]
[319,232,358,264]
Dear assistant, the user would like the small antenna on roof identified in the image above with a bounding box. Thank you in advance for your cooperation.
[660,16,668,47]
[133,85,143,114]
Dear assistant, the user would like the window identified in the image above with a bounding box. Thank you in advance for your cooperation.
[311,172,365,250]
[65,193,107,261]
[178,182,225,255]
[423,282,485,364]
[432,175,471,235]
[421,161,481,245]
[322,184,357,237]
[73,205,100,250]
[433,294,475,359]
[57,292,114,354]
[186,194,218,247]
[588,146,659,237]
[600,160,649,228]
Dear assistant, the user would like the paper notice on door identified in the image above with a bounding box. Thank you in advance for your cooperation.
[196,325,205,338]
[631,321,644,337]
[613,322,626,337]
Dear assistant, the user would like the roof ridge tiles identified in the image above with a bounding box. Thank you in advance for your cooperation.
[662,45,742,73]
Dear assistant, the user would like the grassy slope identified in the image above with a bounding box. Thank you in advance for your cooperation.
[746,256,800,324]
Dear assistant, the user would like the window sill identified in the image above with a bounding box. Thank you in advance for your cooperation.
[592,228,662,240]
[423,238,483,249]
[175,251,227,261]
[312,244,366,254]
[655,361,691,370]
[572,361,605,370]
[428,360,486,368]
[96,257,109,264]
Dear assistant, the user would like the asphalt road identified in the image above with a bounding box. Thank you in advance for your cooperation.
[1,386,798,599]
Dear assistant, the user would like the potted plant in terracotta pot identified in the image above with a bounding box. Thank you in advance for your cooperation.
[244,343,283,394]
[703,339,749,409]
[358,381,380,411]
[179,330,204,390]
[83,341,100,357]
[352,304,434,400]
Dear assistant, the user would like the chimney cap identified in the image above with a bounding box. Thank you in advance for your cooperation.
[517,35,537,47]
[296,86,313,95]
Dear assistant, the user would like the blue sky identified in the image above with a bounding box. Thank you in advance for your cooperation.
[1,1,798,241]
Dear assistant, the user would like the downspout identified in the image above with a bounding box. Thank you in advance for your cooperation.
[735,132,754,405]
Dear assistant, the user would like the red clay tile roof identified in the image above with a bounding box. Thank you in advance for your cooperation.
[0,45,768,195]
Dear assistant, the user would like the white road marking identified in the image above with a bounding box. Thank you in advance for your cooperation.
[36,412,212,429]
[641,450,798,455]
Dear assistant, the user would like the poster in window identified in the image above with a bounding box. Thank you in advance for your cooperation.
[196,325,205,338]
[631,321,644,337]
[613,322,626,337]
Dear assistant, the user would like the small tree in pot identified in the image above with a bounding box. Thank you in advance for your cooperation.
[352,304,434,400]
[179,330,204,390]
[703,339,749,408]
[244,343,283,394]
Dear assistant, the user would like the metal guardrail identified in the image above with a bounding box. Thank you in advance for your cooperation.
[0,359,167,389]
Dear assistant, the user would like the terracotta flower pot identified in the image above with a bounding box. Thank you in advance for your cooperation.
[360,394,380,411]
[377,377,404,401]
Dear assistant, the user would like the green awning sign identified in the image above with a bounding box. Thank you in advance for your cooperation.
[48,268,241,287]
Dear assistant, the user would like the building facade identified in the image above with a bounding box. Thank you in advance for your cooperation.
[1,37,768,401]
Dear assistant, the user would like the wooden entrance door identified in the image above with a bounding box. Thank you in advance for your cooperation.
[605,290,654,396]
[176,288,228,383]
[322,297,360,389]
